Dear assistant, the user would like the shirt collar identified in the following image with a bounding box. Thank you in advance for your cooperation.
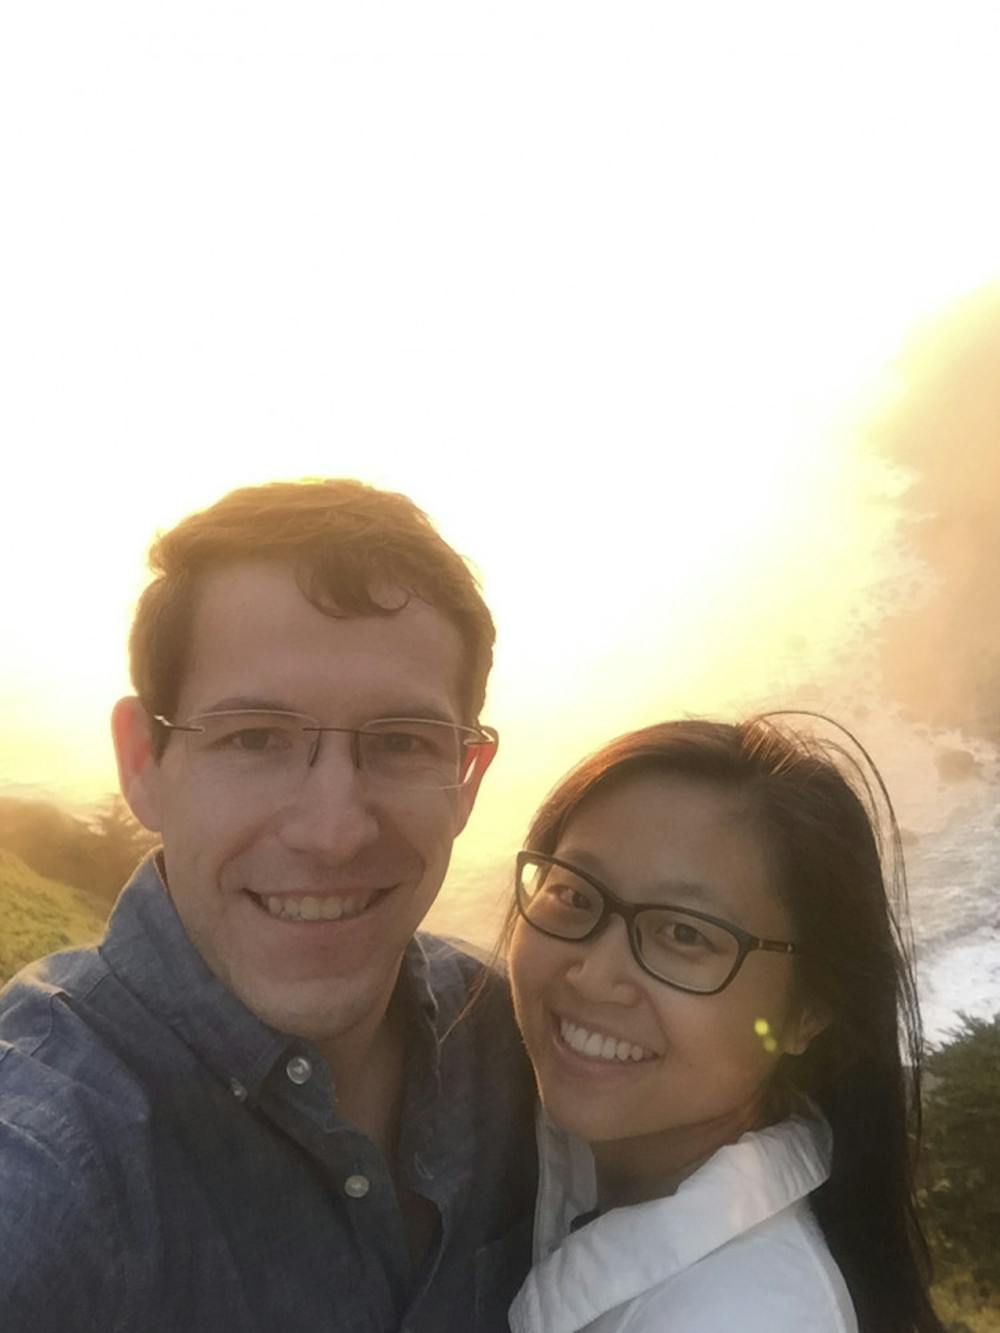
[99,854,444,1105]
[511,1112,832,1333]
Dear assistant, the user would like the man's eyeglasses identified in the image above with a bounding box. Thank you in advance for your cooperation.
[515,851,798,995]
[154,710,498,792]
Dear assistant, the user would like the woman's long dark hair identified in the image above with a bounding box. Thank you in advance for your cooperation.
[513,716,943,1333]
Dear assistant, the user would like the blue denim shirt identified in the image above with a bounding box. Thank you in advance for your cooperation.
[0,856,536,1332]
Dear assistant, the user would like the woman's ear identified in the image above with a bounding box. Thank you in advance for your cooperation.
[783,999,832,1056]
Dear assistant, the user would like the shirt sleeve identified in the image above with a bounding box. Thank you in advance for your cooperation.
[0,1113,125,1331]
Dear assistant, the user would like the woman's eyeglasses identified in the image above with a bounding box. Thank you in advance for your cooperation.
[515,851,797,995]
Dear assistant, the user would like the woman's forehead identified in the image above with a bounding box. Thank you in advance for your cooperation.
[563,769,758,840]
[556,771,787,924]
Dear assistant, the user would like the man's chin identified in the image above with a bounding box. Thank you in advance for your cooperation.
[227,967,398,1045]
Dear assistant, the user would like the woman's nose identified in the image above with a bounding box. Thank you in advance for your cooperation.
[563,915,642,1005]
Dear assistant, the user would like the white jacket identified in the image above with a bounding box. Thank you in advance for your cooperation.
[509,1112,858,1333]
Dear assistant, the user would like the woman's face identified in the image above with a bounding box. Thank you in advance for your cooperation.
[509,771,820,1165]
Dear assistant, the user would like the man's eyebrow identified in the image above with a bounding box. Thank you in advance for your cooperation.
[193,697,459,724]
[362,702,459,724]
[394,706,463,725]
[196,697,304,714]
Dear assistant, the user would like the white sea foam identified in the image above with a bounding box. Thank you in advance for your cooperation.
[902,760,1000,1041]
[917,926,1000,1045]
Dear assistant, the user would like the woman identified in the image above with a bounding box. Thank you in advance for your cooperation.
[505,718,942,1333]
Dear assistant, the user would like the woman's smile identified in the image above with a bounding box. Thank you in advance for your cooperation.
[555,1013,658,1064]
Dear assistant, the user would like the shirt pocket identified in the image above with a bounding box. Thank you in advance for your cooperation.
[473,1216,534,1333]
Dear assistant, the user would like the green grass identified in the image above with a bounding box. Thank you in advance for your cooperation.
[0,848,106,986]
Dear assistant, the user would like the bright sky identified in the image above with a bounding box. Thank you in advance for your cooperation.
[2,3,1000,924]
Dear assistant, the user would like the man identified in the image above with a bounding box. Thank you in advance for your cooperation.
[0,480,537,1331]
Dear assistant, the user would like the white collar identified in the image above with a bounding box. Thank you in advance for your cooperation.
[511,1112,832,1333]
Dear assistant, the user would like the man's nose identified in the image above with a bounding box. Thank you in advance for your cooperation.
[276,730,380,862]
[564,916,642,1006]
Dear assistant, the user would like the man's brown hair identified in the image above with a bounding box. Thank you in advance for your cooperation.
[129,479,495,749]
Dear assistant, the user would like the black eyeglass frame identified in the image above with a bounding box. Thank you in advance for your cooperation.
[153,710,499,789]
[515,850,798,996]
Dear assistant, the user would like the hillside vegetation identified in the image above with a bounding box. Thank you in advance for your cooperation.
[922,1013,1000,1333]
[0,793,156,913]
[0,849,107,986]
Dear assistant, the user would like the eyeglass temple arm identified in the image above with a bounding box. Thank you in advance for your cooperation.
[152,716,201,733]
[460,726,499,781]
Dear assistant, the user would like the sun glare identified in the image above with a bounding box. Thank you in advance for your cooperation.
[2,4,999,885]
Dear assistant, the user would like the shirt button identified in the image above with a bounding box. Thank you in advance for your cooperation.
[344,1174,371,1199]
[229,1078,248,1103]
[285,1055,312,1085]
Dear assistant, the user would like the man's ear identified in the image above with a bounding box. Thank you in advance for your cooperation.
[111,697,164,833]
[452,731,499,837]
[783,999,832,1056]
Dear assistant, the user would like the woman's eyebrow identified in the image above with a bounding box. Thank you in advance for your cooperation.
[639,880,731,914]
[557,842,730,906]
[552,847,607,879]
[557,849,731,913]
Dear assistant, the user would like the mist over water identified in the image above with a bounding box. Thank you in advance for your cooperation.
[429,288,1000,1044]
[871,287,1000,1041]
[875,286,1000,748]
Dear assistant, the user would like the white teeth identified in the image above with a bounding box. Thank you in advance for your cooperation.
[258,891,375,922]
[559,1019,654,1064]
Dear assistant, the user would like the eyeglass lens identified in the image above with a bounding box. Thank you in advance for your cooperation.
[517,857,740,992]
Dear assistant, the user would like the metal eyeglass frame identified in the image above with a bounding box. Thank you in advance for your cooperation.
[515,850,798,995]
[153,710,499,790]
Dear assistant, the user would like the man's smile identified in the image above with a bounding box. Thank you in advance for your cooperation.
[245,886,395,923]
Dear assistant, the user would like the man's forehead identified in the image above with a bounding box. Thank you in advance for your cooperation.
[179,560,466,715]
[190,558,408,617]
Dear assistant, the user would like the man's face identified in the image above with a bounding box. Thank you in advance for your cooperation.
[118,560,486,1044]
